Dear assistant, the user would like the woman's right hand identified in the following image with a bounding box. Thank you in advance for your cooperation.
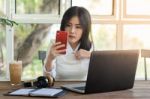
[48,42,66,60]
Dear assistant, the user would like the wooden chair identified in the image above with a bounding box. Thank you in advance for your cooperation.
[141,49,150,80]
[38,50,46,66]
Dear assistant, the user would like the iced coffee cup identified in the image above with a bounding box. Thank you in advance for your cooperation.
[9,61,22,86]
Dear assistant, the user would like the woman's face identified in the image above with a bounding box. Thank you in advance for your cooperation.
[65,16,83,47]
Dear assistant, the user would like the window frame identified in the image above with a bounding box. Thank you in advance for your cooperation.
[71,0,116,18]
[123,0,150,20]
[11,0,70,23]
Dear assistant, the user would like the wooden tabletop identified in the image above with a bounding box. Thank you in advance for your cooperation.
[0,80,150,99]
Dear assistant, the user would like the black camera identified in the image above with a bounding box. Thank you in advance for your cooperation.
[23,76,55,88]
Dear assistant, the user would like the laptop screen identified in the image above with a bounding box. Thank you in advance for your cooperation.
[85,50,139,94]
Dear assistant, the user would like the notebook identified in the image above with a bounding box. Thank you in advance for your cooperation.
[4,88,66,98]
[61,50,139,94]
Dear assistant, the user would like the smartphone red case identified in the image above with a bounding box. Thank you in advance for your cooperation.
[56,31,68,54]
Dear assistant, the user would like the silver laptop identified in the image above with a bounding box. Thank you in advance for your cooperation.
[61,50,139,94]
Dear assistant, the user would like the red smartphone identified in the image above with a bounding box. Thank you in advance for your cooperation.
[56,31,68,54]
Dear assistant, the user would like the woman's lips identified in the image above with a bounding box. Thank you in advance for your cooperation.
[69,35,75,38]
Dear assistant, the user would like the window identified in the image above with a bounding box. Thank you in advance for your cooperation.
[15,0,60,15]
[0,25,6,80]
[123,24,150,79]
[92,24,116,50]
[14,24,60,79]
[0,0,6,14]
[72,0,113,15]
[126,0,150,16]
[12,0,67,23]
[0,0,7,80]
[123,25,150,49]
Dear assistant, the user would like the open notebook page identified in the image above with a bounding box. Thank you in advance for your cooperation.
[30,88,63,96]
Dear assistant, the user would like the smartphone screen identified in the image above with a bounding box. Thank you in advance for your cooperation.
[56,31,68,54]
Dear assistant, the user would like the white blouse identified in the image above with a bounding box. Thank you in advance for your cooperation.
[43,42,92,81]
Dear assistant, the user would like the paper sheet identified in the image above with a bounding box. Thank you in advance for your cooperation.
[30,88,63,96]
[10,89,35,95]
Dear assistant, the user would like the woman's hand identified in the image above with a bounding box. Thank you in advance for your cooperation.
[48,42,66,60]
[74,49,91,60]
[45,42,66,72]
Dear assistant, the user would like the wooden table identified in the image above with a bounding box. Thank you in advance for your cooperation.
[0,80,150,99]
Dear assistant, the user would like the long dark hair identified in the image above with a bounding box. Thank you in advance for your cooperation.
[60,6,92,51]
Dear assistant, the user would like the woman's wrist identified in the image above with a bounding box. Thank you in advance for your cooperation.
[45,56,54,72]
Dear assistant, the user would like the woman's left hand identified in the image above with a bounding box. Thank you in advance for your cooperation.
[74,49,91,60]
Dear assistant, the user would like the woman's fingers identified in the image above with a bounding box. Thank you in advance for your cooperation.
[51,42,66,56]
[57,49,66,53]
[74,51,81,60]
[74,49,91,59]
[52,42,65,50]
[55,44,65,50]
[52,42,61,47]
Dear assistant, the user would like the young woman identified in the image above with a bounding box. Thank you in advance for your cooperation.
[44,6,93,81]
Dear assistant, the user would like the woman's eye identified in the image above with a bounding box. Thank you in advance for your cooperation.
[66,24,71,27]
[76,25,81,28]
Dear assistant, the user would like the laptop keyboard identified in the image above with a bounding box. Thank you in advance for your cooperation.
[73,86,85,90]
